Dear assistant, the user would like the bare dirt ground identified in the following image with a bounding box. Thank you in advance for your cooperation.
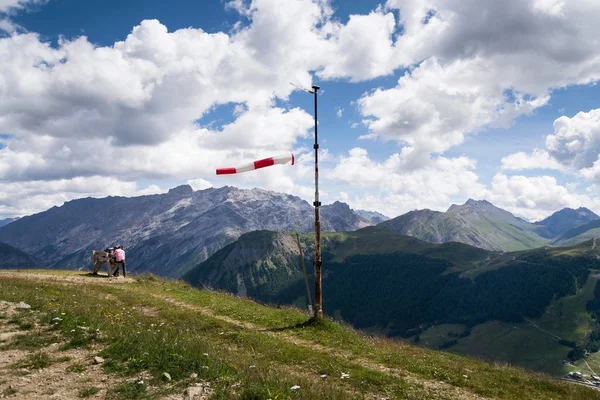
[0,296,210,400]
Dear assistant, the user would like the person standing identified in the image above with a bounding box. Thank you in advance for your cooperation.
[113,245,126,277]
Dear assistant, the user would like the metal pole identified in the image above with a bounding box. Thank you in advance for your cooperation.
[312,84,323,319]
[296,232,314,315]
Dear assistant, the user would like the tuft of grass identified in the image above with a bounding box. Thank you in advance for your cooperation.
[1,387,17,396]
[7,332,60,350]
[107,381,147,400]
[16,352,53,369]
[78,386,100,398]
[66,363,87,373]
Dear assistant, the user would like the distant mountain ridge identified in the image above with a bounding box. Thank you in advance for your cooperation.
[354,209,389,224]
[0,242,43,269]
[535,207,600,238]
[551,219,600,247]
[377,199,600,252]
[377,199,547,251]
[0,218,18,227]
[0,185,384,277]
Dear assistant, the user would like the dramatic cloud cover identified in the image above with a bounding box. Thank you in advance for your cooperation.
[1,0,600,221]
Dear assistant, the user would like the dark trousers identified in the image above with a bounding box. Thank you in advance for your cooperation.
[114,260,126,276]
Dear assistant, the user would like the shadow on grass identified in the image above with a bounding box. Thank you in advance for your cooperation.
[77,272,112,279]
[266,316,329,332]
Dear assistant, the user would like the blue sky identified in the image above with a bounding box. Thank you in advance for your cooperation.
[1,0,600,221]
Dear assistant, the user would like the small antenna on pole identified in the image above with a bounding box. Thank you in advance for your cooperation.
[290,82,314,94]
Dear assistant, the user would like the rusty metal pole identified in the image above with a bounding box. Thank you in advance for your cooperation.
[312,84,323,319]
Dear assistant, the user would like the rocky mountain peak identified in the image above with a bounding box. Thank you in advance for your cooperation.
[447,199,496,213]
[327,201,352,211]
[168,184,194,196]
[535,206,600,238]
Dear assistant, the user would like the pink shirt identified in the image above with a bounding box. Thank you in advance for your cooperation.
[114,248,125,262]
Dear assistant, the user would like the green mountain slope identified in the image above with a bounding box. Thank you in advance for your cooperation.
[552,220,600,247]
[1,269,599,399]
[183,228,600,377]
[378,199,549,252]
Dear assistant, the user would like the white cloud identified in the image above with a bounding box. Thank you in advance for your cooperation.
[501,149,564,171]
[3,0,600,220]
[327,147,600,221]
[483,173,597,221]
[354,0,600,166]
[358,57,549,158]
[327,147,485,217]
[546,109,600,170]
[317,7,399,81]
[0,176,166,218]
[0,0,45,14]
[336,107,343,118]
[502,108,600,179]
[0,106,313,182]
[187,178,212,191]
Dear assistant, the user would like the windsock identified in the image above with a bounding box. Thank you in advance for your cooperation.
[216,153,295,175]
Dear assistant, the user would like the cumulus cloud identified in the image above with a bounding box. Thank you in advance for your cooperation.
[546,109,600,170]
[0,176,165,218]
[328,148,600,221]
[328,147,485,217]
[3,0,600,220]
[502,109,600,179]
[356,0,600,162]
[482,173,598,221]
[187,178,212,191]
[0,0,46,14]
[501,149,564,171]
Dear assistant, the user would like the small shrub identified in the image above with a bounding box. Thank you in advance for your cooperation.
[18,352,52,369]
[78,386,100,398]
[66,363,87,373]
[108,381,147,399]
[1,387,17,396]
[10,332,59,350]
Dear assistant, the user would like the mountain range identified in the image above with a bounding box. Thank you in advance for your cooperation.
[0,186,599,277]
[0,217,18,227]
[0,185,386,276]
[379,200,600,251]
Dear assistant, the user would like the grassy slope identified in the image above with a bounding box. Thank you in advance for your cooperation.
[552,221,600,247]
[1,270,598,400]
[412,272,600,377]
[378,205,550,252]
[308,227,491,270]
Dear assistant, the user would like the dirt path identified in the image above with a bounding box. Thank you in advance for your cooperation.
[149,294,490,400]
[522,317,562,341]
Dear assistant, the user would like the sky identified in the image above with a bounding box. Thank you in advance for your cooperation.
[1,0,600,222]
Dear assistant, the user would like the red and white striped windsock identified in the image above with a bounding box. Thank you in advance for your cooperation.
[216,153,295,175]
